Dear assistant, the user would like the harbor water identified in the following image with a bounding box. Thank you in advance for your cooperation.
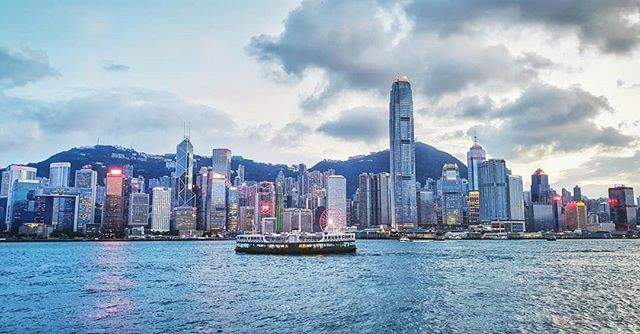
[2,239,640,333]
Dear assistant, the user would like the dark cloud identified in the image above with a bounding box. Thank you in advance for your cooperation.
[249,0,538,111]
[465,84,636,158]
[0,47,58,90]
[317,107,386,142]
[103,62,130,72]
[406,0,640,54]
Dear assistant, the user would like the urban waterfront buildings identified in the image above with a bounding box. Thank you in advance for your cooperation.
[103,169,125,236]
[479,159,510,221]
[466,139,486,192]
[151,187,171,232]
[608,185,637,231]
[389,76,417,230]
[175,136,195,208]
[49,162,71,187]
[439,164,465,226]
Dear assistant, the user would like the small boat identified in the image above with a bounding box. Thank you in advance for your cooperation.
[398,236,411,242]
[434,235,446,241]
[545,234,557,241]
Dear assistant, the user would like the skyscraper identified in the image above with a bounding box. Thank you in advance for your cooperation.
[212,148,232,186]
[128,192,149,227]
[207,172,227,232]
[389,75,417,229]
[175,137,195,207]
[326,175,347,229]
[531,169,552,203]
[1,165,38,232]
[151,187,171,232]
[440,164,465,226]
[479,159,510,221]
[564,201,587,231]
[608,185,637,231]
[103,169,125,237]
[75,167,98,230]
[573,185,582,202]
[257,181,275,232]
[508,175,525,221]
[466,138,486,192]
[49,162,71,187]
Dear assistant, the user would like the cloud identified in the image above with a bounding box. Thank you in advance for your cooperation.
[406,0,640,54]
[317,107,386,142]
[0,47,58,90]
[248,1,539,111]
[465,84,636,158]
[102,61,130,72]
[555,152,640,197]
[0,89,241,166]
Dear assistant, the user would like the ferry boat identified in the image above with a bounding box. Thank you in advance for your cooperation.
[398,236,411,242]
[235,231,356,255]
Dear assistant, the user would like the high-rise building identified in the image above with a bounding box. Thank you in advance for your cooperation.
[49,162,71,187]
[235,164,245,186]
[608,185,637,231]
[564,201,587,231]
[508,175,525,221]
[195,167,210,231]
[227,186,238,232]
[467,191,480,225]
[357,173,391,228]
[479,159,510,222]
[103,169,125,237]
[151,187,171,232]
[10,180,41,232]
[174,206,197,232]
[389,75,417,229]
[440,164,465,226]
[212,148,232,186]
[531,169,552,203]
[175,137,195,207]
[326,175,347,230]
[283,208,314,232]
[573,185,582,202]
[417,189,437,226]
[466,139,486,192]
[75,167,97,230]
[257,182,275,232]
[207,172,227,232]
[275,180,285,232]
[1,165,37,232]
[128,192,149,227]
[326,175,346,214]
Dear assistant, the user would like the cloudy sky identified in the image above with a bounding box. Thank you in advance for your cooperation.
[1,0,640,197]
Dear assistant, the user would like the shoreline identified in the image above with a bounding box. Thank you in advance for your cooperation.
[0,238,235,243]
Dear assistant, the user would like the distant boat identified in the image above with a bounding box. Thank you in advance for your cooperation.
[434,235,446,241]
[398,236,411,242]
[545,234,557,241]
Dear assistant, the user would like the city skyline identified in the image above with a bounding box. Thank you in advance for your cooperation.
[2,1,640,198]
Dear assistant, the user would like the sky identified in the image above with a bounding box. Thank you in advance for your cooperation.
[1,0,640,197]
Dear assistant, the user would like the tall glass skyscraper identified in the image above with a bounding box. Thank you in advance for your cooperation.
[466,138,486,192]
[479,159,510,221]
[389,76,417,229]
[175,137,195,207]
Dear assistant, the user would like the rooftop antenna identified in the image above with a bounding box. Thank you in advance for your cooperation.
[97,137,100,146]
[188,122,191,139]
[183,122,187,139]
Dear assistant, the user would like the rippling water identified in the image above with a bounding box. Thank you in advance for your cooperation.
[2,240,640,333]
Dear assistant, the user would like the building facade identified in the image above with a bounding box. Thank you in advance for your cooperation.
[389,76,417,229]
